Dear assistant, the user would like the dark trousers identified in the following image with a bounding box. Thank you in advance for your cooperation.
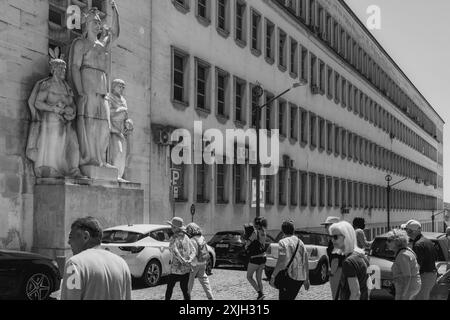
[279,279,304,300]
[165,273,191,300]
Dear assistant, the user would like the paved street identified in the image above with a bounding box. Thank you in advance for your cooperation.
[52,266,332,300]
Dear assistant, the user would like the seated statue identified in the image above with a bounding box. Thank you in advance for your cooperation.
[26,49,83,179]
[107,79,134,181]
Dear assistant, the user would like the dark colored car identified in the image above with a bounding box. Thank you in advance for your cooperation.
[368,232,450,300]
[0,249,61,300]
[208,230,276,268]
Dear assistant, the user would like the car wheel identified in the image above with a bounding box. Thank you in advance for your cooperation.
[22,271,53,300]
[206,254,213,276]
[310,259,329,285]
[142,260,162,287]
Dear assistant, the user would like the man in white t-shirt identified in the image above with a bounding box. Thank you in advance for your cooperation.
[60,217,132,300]
[270,220,309,300]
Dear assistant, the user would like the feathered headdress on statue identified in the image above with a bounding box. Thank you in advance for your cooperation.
[48,47,66,70]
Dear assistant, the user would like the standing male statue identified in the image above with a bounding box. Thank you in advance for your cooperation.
[26,48,83,179]
[68,1,120,175]
[107,79,133,181]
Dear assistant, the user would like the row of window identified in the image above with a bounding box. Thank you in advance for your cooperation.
[171,47,438,188]
[190,161,438,211]
[170,0,438,163]
[274,0,439,142]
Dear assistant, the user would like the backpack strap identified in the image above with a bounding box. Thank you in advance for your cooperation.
[286,238,300,270]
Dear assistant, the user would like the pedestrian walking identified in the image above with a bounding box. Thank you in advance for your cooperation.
[165,217,195,300]
[321,216,343,299]
[186,223,214,300]
[244,217,268,300]
[269,220,310,300]
[329,221,369,300]
[386,229,421,300]
[404,220,438,300]
[61,217,132,300]
[352,217,372,251]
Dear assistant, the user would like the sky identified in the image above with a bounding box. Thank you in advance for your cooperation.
[344,0,450,203]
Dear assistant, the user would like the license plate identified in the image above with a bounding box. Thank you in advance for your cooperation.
[216,244,229,248]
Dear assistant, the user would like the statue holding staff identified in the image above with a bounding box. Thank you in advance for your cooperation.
[68,1,120,172]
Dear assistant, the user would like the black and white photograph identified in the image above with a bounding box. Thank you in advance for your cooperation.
[0,0,449,313]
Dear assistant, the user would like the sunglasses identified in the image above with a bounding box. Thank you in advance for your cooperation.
[330,234,344,240]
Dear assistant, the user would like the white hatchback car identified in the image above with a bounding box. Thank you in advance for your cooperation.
[265,230,330,285]
[101,224,216,287]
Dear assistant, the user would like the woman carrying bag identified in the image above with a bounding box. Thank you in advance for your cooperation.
[269,220,310,300]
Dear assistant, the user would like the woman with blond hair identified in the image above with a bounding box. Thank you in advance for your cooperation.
[329,221,369,300]
[186,223,214,300]
[386,229,421,300]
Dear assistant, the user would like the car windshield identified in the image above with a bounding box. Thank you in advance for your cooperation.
[209,232,243,243]
[370,238,395,261]
[102,230,146,244]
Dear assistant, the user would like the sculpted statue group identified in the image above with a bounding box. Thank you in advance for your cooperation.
[26,2,133,182]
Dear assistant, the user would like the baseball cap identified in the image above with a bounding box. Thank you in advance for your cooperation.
[405,220,421,231]
[321,216,340,226]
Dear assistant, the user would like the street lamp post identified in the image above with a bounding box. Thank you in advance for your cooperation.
[385,175,408,230]
[252,81,306,218]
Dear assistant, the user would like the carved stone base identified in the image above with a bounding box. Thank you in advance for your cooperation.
[80,165,119,181]
[32,179,144,271]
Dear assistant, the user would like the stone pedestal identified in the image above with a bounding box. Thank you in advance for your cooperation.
[80,165,119,181]
[32,178,144,269]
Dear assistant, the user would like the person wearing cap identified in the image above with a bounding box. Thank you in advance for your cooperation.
[321,216,343,299]
[405,220,438,300]
[165,217,196,300]
[61,217,132,300]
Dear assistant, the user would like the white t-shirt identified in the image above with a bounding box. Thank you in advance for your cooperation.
[278,236,308,281]
[60,247,132,300]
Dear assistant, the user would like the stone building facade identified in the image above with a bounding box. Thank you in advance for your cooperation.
[0,0,445,251]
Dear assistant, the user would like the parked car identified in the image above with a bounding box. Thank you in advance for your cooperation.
[101,224,216,287]
[0,249,61,300]
[368,232,450,300]
[207,230,276,268]
[265,230,330,285]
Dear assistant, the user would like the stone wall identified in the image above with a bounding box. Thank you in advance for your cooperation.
[0,0,151,251]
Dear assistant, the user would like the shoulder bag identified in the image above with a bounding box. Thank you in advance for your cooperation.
[274,238,300,290]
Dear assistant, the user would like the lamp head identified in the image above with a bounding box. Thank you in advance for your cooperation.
[385,175,392,182]
[293,79,307,88]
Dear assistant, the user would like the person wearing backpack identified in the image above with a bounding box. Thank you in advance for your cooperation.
[186,223,214,300]
[244,217,268,300]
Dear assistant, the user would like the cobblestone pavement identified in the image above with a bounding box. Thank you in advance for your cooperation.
[53,266,332,300]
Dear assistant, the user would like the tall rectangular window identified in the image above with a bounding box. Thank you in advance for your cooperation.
[341,179,347,207]
[326,176,333,207]
[235,0,247,44]
[251,85,260,127]
[300,46,308,83]
[327,66,333,99]
[309,172,317,207]
[319,60,325,94]
[310,112,317,148]
[251,9,262,54]
[310,54,318,92]
[216,159,227,203]
[334,72,340,104]
[290,169,298,206]
[279,99,287,137]
[327,121,333,153]
[279,169,287,205]
[290,38,298,77]
[347,83,353,111]
[300,108,308,144]
[279,29,287,69]
[217,0,230,35]
[197,0,211,21]
[195,58,211,110]
[319,175,325,207]
[341,77,347,107]
[300,171,308,206]
[196,163,209,202]
[265,92,274,130]
[309,0,316,27]
[265,174,274,205]
[341,129,347,157]
[334,126,340,156]
[172,47,189,105]
[234,164,245,203]
[290,104,298,140]
[319,117,325,150]
[216,68,229,117]
[265,19,275,62]
[334,178,340,207]
[234,77,246,122]
[333,21,339,52]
